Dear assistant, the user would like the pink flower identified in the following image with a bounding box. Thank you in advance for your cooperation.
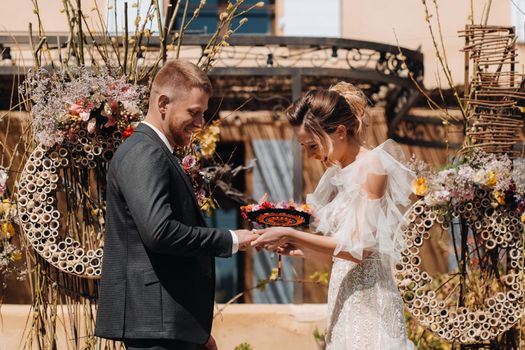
[66,128,77,141]
[69,103,82,115]
[196,189,206,200]
[462,190,475,201]
[182,155,197,171]
[103,114,117,128]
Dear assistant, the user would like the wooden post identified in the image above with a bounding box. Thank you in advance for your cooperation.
[291,73,304,304]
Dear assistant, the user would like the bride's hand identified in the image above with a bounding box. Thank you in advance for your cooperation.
[251,227,295,251]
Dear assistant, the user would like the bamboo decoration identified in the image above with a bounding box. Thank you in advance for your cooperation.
[461,25,524,157]
[396,191,524,344]
[17,130,121,279]
[398,22,525,349]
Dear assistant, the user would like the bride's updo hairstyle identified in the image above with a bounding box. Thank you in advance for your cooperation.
[285,81,367,159]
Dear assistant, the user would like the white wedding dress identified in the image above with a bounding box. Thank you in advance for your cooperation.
[307,140,415,350]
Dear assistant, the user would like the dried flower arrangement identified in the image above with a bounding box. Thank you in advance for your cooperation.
[0,168,25,291]
[20,67,147,147]
[409,150,525,218]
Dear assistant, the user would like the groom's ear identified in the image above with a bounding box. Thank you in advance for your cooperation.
[158,95,170,116]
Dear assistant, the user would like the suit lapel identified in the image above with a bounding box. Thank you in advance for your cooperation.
[134,124,207,225]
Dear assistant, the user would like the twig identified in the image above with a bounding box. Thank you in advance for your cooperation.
[175,0,190,59]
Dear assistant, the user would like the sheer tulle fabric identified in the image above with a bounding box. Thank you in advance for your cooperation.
[307,139,415,262]
[307,140,415,350]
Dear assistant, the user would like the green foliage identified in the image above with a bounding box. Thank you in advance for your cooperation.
[312,327,326,341]
[308,271,329,285]
[234,342,254,350]
[255,278,269,292]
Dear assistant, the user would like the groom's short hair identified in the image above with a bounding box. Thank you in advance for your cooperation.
[150,60,212,101]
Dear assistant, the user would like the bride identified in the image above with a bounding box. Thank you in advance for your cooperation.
[251,82,415,350]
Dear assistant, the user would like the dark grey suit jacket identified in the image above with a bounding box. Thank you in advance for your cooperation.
[95,123,233,344]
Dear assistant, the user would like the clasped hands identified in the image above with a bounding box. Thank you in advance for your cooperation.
[235,227,303,257]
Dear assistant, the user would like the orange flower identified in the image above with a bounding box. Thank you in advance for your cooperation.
[486,171,497,187]
[492,191,505,205]
[1,222,14,238]
[411,177,428,196]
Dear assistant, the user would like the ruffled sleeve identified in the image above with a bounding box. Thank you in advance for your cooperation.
[306,140,415,262]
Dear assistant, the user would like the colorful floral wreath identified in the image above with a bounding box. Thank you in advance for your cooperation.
[20,67,147,147]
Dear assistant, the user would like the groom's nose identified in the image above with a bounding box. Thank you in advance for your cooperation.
[193,114,204,128]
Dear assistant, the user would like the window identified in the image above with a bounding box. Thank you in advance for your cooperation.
[106,0,163,34]
[169,0,274,35]
[281,0,341,37]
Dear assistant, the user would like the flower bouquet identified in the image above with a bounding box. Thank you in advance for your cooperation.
[177,121,222,215]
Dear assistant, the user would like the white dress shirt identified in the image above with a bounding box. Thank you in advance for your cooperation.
[140,121,239,254]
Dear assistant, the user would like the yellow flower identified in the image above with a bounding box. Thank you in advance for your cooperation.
[300,204,311,211]
[199,197,216,216]
[194,122,221,157]
[1,222,14,238]
[486,171,497,187]
[0,200,11,216]
[521,212,525,222]
[12,250,22,262]
[493,191,505,205]
[411,177,428,196]
[241,204,253,211]
[269,268,279,281]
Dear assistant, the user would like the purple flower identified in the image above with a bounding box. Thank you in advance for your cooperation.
[182,155,197,171]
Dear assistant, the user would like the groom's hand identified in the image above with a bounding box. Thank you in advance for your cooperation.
[234,229,258,251]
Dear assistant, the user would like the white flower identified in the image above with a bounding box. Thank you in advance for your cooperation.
[0,168,7,186]
[0,168,7,196]
[122,100,141,116]
[457,165,474,181]
[472,169,486,185]
[79,111,91,121]
[512,158,525,194]
[87,118,97,134]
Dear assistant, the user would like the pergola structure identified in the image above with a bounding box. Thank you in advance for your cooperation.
[0,34,434,303]
[0,33,431,192]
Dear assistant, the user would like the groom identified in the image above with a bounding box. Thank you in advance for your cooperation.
[95,60,257,350]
